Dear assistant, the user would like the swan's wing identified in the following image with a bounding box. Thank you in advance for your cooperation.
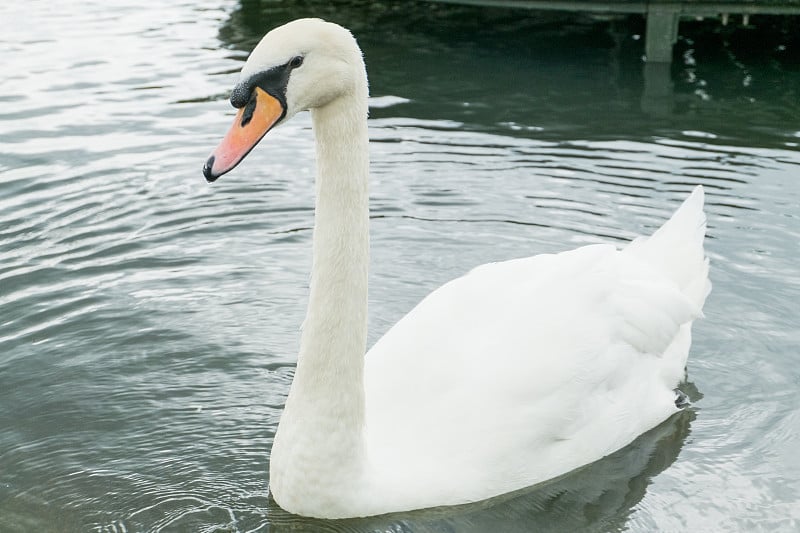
[625,185,711,309]
[364,243,700,499]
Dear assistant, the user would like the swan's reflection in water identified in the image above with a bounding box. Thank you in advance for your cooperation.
[264,407,694,533]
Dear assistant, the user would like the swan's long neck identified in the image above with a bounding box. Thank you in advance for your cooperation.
[297,93,370,433]
[270,69,370,505]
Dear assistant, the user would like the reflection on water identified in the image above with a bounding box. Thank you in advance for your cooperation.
[263,409,695,533]
[220,0,800,146]
[0,0,798,531]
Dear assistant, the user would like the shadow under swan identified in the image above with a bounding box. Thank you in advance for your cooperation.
[264,403,696,533]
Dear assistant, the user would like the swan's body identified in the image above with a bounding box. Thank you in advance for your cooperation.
[204,19,710,519]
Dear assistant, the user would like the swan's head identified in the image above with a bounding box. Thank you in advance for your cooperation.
[203,18,365,182]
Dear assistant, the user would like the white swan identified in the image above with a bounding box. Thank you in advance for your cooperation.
[203,18,711,519]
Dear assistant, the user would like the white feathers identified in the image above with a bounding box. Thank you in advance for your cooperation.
[364,205,709,511]
[233,19,712,519]
[625,186,712,308]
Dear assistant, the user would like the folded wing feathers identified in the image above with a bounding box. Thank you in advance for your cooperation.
[625,185,711,311]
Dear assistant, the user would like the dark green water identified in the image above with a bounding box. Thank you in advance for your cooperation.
[1,1,799,531]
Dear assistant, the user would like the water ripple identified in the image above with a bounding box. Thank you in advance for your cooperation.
[1,1,799,531]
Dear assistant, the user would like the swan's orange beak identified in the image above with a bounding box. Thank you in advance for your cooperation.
[203,87,284,182]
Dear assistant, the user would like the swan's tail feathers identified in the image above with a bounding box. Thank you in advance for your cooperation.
[626,185,711,310]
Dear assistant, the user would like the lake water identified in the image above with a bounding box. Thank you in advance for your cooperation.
[1,1,799,531]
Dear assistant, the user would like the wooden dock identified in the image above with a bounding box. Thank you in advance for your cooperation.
[425,1,800,62]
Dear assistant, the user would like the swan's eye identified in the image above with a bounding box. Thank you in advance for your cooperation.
[289,56,304,69]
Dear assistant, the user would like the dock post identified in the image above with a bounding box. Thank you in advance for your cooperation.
[641,62,674,116]
[645,6,680,62]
